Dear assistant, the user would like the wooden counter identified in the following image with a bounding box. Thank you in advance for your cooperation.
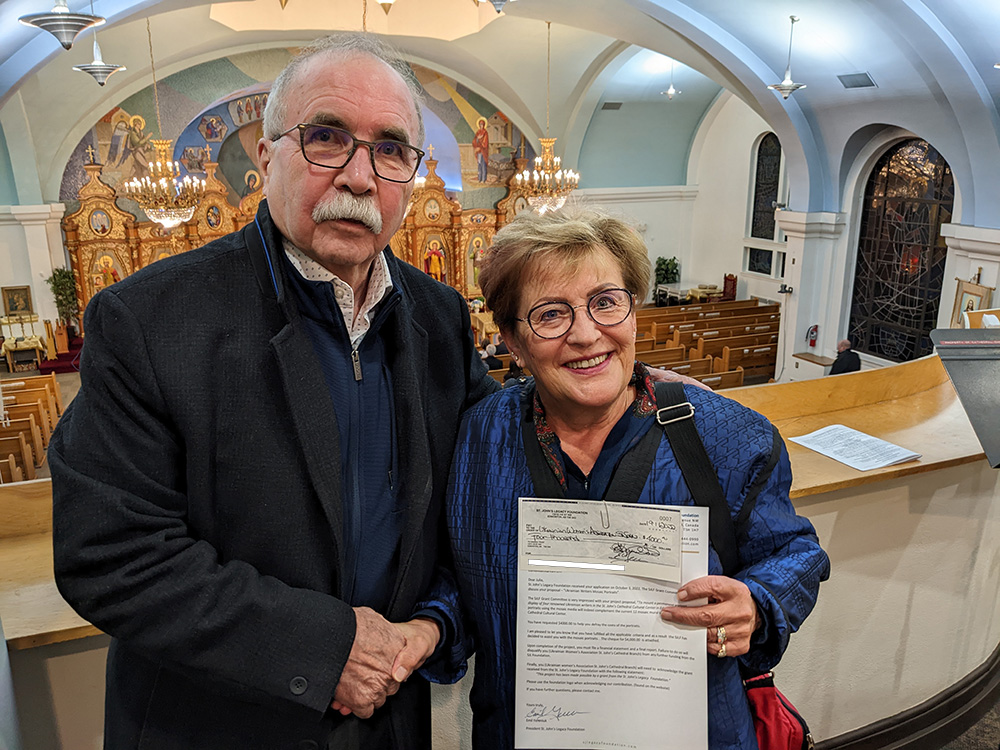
[0,479,101,649]
[726,354,983,498]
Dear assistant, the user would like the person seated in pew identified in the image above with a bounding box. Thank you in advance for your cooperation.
[482,343,503,371]
[829,338,861,375]
[446,206,829,749]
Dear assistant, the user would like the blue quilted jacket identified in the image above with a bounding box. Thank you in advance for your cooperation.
[445,381,830,750]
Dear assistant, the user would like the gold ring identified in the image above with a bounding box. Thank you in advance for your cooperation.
[717,643,727,659]
[717,626,726,645]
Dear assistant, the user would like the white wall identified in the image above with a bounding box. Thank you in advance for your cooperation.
[575,186,697,301]
[782,461,1000,740]
[687,93,780,298]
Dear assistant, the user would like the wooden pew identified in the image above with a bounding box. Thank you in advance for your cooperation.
[716,343,779,377]
[2,372,64,414]
[0,435,36,480]
[662,356,714,378]
[2,386,60,430]
[641,345,689,368]
[692,367,745,390]
[692,331,779,360]
[0,453,24,484]
[670,320,780,349]
[0,415,44,464]
[649,306,780,344]
[3,402,52,445]
[635,298,764,320]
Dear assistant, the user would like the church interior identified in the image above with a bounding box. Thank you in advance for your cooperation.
[2,0,1000,747]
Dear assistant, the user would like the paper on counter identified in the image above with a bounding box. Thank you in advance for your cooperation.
[788,424,920,472]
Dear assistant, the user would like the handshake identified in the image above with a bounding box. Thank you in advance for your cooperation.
[330,606,441,719]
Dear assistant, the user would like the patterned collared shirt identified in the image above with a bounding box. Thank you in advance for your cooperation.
[283,240,393,348]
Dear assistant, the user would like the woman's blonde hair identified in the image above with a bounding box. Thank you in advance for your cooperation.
[478,206,651,334]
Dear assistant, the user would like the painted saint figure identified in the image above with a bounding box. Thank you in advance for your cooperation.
[424,239,445,282]
[468,236,485,286]
[473,117,489,183]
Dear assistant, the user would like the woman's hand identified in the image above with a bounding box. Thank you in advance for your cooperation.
[660,575,760,658]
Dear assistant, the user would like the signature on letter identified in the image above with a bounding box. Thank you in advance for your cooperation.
[525,704,588,722]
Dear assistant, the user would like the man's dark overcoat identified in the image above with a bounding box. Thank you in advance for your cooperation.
[50,201,495,749]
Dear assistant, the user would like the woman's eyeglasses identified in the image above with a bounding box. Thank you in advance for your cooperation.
[517,288,635,339]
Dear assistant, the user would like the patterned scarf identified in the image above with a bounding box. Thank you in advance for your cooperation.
[533,361,656,490]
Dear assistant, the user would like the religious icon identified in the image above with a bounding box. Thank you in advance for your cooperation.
[106,114,153,180]
[95,254,121,289]
[181,147,206,174]
[473,116,489,183]
[244,169,261,195]
[468,235,486,286]
[254,95,262,120]
[206,205,222,229]
[424,198,441,221]
[89,209,111,236]
[1,286,33,316]
[424,239,446,282]
[198,114,228,143]
[514,195,529,215]
[951,279,994,327]
[236,100,244,123]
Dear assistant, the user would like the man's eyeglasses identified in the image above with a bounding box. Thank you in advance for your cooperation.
[517,288,635,339]
[273,123,425,184]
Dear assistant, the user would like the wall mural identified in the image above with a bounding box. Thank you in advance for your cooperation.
[59,48,536,306]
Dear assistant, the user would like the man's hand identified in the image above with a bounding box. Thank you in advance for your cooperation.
[390,617,441,683]
[646,365,712,391]
[330,607,406,719]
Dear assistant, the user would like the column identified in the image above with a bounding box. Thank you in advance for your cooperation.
[774,210,846,381]
[7,204,66,324]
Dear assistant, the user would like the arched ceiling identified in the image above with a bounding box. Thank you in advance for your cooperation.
[3,0,1000,222]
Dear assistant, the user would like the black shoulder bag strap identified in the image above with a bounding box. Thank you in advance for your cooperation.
[520,383,566,499]
[653,382,741,576]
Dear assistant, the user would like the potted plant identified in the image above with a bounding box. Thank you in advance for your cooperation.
[45,267,79,353]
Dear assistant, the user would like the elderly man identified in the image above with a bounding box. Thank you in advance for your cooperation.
[50,34,493,749]
[829,338,861,374]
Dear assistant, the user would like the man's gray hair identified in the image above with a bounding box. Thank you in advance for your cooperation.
[263,33,425,146]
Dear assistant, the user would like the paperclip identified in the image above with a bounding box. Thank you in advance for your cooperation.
[600,499,611,529]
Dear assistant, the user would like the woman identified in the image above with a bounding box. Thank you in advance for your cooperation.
[446,207,829,749]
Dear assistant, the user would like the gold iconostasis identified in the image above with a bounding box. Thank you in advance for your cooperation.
[62,154,533,319]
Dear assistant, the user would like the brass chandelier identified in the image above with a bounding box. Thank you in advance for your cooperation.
[514,21,580,214]
[120,18,205,229]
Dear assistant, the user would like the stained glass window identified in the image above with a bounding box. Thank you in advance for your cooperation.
[750,133,782,240]
[848,139,954,362]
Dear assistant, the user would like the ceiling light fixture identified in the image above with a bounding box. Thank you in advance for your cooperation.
[73,36,125,85]
[120,18,205,229]
[661,59,681,100]
[514,21,580,214]
[768,15,806,100]
[72,0,124,86]
[19,0,104,50]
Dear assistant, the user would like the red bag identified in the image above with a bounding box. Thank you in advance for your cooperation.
[743,672,814,750]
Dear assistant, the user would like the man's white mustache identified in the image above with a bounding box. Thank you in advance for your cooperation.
[312,193,383,234]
